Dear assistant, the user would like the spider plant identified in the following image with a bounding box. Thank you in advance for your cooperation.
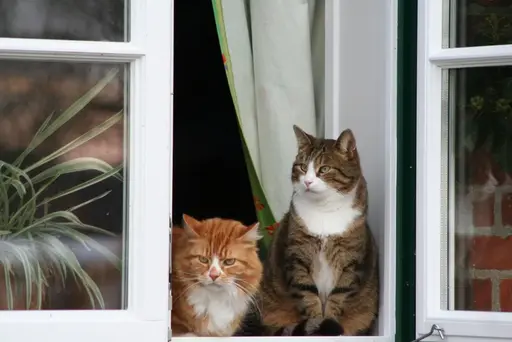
[0,68,124,309]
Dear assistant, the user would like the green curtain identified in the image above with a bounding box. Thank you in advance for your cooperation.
[211,0,276,258]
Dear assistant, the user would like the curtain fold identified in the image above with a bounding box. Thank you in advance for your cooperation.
[212,1,275,255]
[211,0,324,255]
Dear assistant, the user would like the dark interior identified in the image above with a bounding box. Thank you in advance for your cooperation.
[172,0,256,227]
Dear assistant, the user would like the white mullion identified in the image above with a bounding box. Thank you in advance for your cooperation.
[129,0,145,47]
[430,45,512,68]
[426,0,444,55]
[128,0,172,323]
[0,38,143,62]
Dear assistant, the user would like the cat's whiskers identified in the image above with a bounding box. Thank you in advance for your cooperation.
[172,281,200,305]
[233,281,262,320]
[235,277,259,294]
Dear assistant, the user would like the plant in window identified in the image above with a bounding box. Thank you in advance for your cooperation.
[0,69,123,309]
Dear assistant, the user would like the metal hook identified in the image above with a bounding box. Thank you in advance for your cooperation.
[412,324,445,342]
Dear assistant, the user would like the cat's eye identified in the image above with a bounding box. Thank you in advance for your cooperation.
[299,164,308,172]
[319,166,331,173]
[198,256,209,264]
[223,258,236,266]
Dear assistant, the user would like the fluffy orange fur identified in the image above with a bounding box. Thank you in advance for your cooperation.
[171,214,263,337]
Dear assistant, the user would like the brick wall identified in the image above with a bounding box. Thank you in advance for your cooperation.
[463,152,512,312]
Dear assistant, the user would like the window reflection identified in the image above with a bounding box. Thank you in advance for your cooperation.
[0,61,127,310]
[0,0,126,41]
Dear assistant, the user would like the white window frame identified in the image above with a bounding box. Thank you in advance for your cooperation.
[417,0,512,341]
[0,1,173,342]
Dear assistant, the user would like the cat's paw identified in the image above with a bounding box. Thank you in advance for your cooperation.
[274,318,343,336]
[312,318,344,336]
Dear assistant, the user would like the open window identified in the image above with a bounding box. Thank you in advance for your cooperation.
[0,1,171,341]
[172,0,397,340]
[416,0,512,340]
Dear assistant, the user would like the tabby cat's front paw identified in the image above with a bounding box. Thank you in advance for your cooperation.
[313,318,344,336]
[298,297,323,319]
[275,318,343,336]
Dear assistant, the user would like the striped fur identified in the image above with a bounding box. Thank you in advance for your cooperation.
[170,215,263,337]
[256,125,379,336]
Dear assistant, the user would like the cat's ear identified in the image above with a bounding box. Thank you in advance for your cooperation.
[240,223,262,242]
[182,214,200,238]
[293,125,314,150]
[335,129,357,156]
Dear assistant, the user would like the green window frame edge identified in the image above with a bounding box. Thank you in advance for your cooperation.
[396,0,417,341]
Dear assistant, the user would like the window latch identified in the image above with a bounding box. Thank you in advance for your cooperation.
[412,324,445,342]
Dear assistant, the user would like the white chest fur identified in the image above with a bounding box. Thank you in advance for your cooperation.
[187,285,248,334]
[292,188,361,237]
[312,245,335,302]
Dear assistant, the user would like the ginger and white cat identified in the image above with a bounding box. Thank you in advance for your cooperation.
[170,214,263,337]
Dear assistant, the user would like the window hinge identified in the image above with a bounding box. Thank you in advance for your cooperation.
[412,324,445,342]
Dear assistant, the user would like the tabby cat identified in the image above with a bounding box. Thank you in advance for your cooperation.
[258,125,379,336]
[170,214,263,337]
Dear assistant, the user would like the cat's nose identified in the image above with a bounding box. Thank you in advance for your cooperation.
[304,180,313,187]
[209,269,220,281]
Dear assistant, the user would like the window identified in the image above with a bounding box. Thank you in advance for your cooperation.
[0,1,172,341]
[417,0,512,340]
[170,0,397,340]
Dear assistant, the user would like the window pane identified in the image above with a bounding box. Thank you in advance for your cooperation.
[0,61,127,310]
[0,0,127,41]
[447,66,512,312]
[448,0,512,47]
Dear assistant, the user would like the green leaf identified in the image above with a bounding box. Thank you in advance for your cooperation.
[0,161,32,198]
[25,110,123,173]
[18,69,119,168]
[31,157,123,184]
[8,174,59,229]
[38,226,120,267]
[1,255,14,310]
[10,210,82,238]
[37,165,123,207]
[26,233,46,309]
[38,235,105,309]
[67,191,112,213]
[13,113,54,168]
[1,241,35,309]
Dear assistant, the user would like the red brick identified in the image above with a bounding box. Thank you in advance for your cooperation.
[503,193,512,226]
[500,279,512,312]
[470,236,512,270]
[473,196,495,227]
[472,279,492,311]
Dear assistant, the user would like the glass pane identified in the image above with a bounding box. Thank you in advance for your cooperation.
[448,0,512,47]
[447,66,512,312]
[0,61,127,310]
[0,0,127,41]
